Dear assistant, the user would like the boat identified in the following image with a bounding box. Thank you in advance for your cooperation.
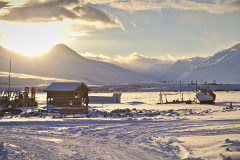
[196,87,216,104]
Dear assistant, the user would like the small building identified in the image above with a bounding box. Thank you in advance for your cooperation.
[45,82,89,107]
[89,93,122,103]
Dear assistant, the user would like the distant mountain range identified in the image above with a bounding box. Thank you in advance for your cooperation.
[179,43,240,83]
[159,43,240,83]
[0,44,155,85]
[0,43,240,85]
[160,57,207,81]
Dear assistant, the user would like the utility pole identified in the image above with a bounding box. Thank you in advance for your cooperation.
[195,80,198,103]
[159,85,163,104]
[179,80,182,101]
[8,60,11,97]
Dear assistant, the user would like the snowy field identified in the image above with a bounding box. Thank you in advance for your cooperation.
[0,91,240,160]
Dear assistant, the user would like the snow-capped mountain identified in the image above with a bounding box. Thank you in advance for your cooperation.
[0,44,156,85]
[1,43,240,85]
[161,57,207,81]
[179,43,240,83]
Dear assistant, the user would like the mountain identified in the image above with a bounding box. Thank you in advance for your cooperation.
[145,62,172,79]
[160,57,207,81]
[179,43,240,83]
[116,60,172,79]
[0,44,156,85]
[1,43,240,85]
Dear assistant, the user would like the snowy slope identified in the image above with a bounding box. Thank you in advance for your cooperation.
[161,57,206,81]
[0,46,21,71]
[179,43,240,83]
[0,91,240,160]
[0,44,156,85]
[144,62,172,79]
[1,43,240,85]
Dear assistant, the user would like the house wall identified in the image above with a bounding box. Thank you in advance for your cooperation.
[89,96,115,103]
[89,93,121,103]
[46,86,89,107]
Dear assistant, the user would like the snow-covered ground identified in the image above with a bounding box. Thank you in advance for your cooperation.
[1,91,240,160]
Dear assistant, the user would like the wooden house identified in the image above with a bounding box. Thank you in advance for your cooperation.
[45,82,89,107]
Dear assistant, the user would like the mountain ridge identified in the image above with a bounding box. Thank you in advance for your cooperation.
[0,44,156,85]
[179,43,240,83]
[160,56,207,81]
[0,42,240,85]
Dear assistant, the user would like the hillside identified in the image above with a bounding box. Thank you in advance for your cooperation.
[0,44,156,85]
[1,43,240,85]
[161,57,206,81]
[179,43,240,83]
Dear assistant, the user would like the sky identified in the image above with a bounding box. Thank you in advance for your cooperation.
[0,0,240,63]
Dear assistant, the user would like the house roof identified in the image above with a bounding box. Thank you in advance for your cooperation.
[45,82,87,92]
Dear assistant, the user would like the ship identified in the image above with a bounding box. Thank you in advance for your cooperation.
[196,87,216,104]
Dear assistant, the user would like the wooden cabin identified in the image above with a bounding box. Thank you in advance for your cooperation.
[45,82,89,107]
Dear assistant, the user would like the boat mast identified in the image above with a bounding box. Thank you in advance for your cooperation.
[8,60,11,97]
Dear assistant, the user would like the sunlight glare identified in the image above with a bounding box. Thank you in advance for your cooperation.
[0,22,66,55]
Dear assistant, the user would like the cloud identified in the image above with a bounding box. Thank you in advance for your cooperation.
[75,5,113,24]
[81,52,176,75]
[115,52,165,66]
[130,21,136,27]
[0,0,123,29]
[86,0,240,14]
[74,5,124,28]
[81,52,112,62]
[229,0,240,7]
[81,52,178,65]
[0,0,79,22]
[0,2,10,9]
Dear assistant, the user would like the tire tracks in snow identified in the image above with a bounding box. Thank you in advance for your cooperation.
[1,119,239,159]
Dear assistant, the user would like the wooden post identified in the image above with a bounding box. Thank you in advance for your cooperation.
[0,141,4,151]
[230,102,233,109]
[31,87,36,101]
[47,93,49,106]
[159,85,163,104]
[195,80,198,103]
[8,61,11,97]
[179,80,182,101]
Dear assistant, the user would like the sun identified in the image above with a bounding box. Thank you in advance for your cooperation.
[0,22,66,55]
